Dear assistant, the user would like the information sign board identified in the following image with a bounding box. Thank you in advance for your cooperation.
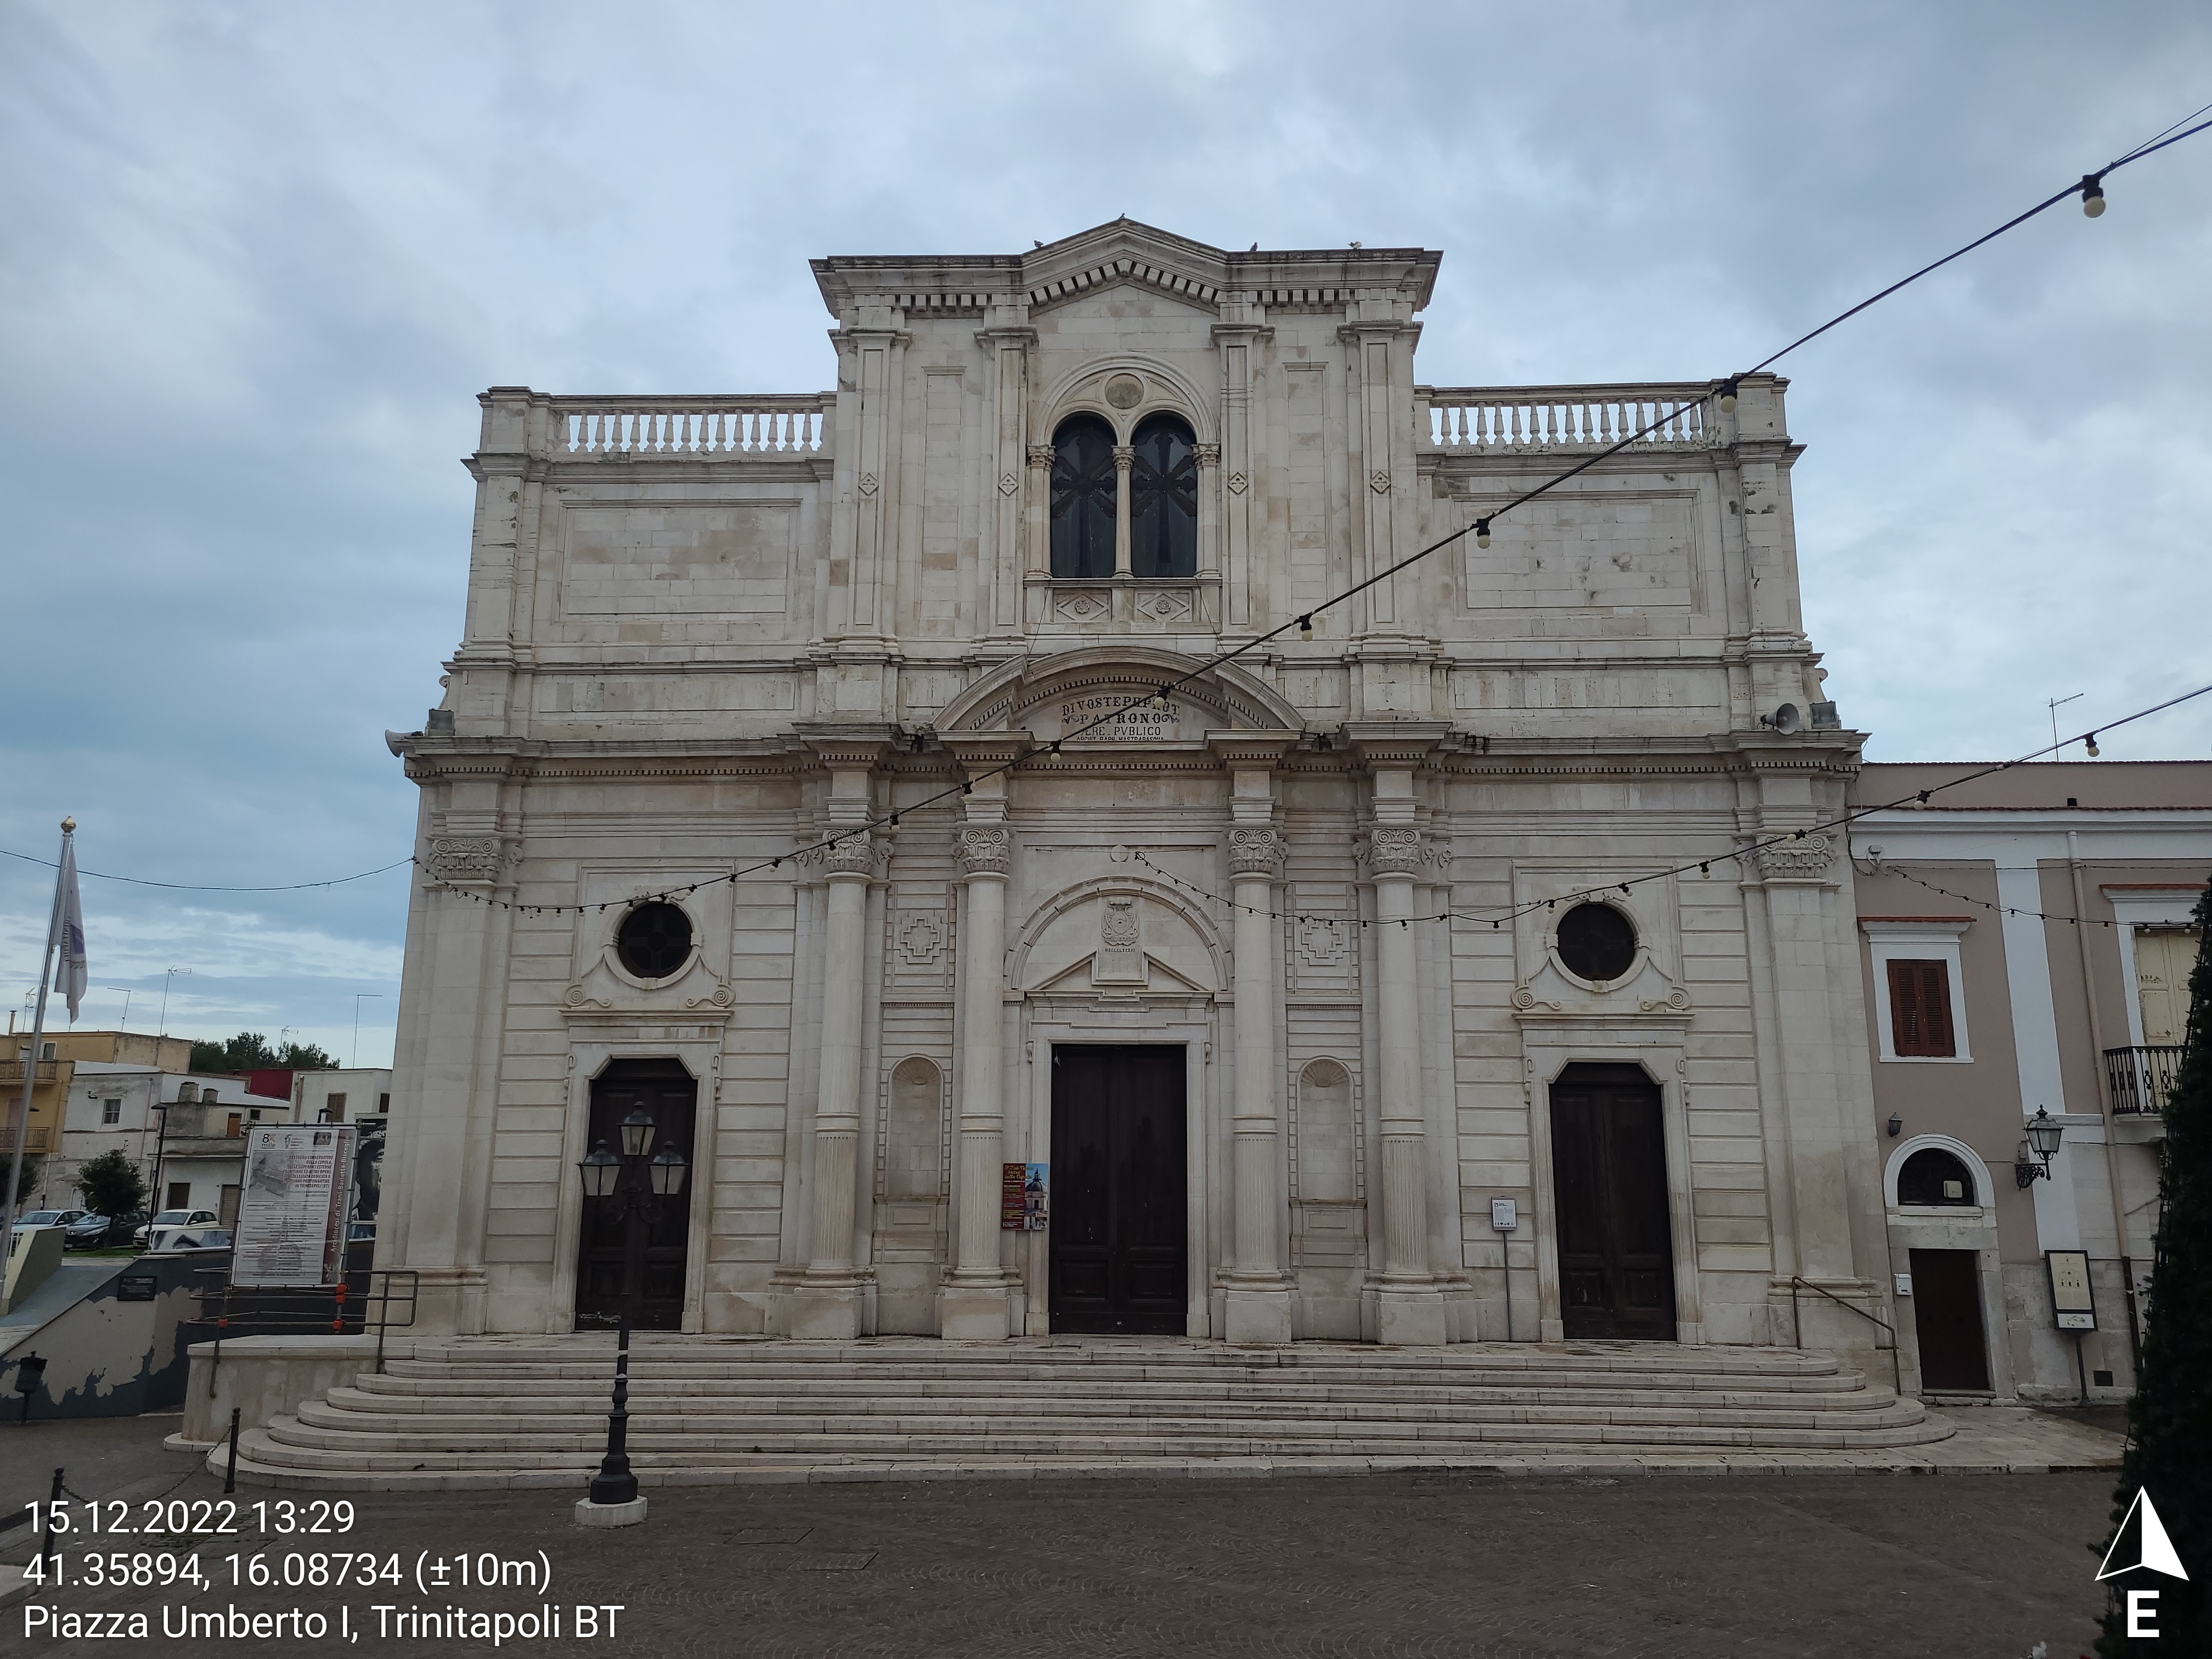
[233,1125,356,1288]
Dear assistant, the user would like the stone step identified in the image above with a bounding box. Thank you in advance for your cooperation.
[331,1381,1892,1417]
[253,1418,1944,1469]
[298,1397,1923,1441]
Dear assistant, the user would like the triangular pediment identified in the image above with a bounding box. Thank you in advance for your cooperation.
[1022,220,1232,315]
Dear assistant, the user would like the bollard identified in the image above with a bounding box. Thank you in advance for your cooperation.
[43,1468,61,1570]
[225,1407,241,1494]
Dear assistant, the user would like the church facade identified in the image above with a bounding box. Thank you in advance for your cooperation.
[379,221,1891,1360]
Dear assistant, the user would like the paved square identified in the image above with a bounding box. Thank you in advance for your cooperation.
[3,1414,2125,1658]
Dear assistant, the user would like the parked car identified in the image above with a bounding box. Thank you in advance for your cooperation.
[103,1210,150,1249]
[64,1213,113,1249]
[149,1226,232,1252]
[12,1209,86,1232]
[137,1208,219,1250]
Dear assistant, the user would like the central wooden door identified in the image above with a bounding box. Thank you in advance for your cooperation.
[1550,1063,1677,1340]
[574,1059,697,1331]
[1908,1248,1991,1391]
[1049,1045,1187,1335]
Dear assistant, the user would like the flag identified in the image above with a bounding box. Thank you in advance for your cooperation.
[53,836,86,1023]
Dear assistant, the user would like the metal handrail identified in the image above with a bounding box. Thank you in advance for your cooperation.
[1790,1276,1902,1395]
[189,1267,420,1392]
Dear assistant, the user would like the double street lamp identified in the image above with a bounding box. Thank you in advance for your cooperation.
[575,1105,687,1515]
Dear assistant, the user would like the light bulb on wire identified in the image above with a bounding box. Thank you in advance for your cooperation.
[2081,174,2107,218]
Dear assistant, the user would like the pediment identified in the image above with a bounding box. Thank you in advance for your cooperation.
[1023,222,1232,317]
[934,645,1306,739]
[1016,884,1221,996]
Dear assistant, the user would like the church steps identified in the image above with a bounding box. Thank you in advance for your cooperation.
[217,1341,1946,1489]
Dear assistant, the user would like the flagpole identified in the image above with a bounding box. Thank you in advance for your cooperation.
[1,818,72,1245]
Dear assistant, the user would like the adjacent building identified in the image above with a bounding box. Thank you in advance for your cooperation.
[378,220,1902,1373]
[1848,760,2210,1401]
[53,1067,292,1222]
[4,1031,193,1204]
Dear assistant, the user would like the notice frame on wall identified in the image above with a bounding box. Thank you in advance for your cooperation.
[2045,1249,2097,1332]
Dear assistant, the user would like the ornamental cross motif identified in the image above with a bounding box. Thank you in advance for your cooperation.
[897,911,944,966]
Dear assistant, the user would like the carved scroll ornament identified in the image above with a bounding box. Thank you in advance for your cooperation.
[1367,826,1423,877]
[956,825,1013,878]
[1228,826,1286,878]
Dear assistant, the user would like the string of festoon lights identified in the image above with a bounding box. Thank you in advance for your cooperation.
[1871,866,2166,931]
[8,119,2208,917]
[1114,677,2212,934]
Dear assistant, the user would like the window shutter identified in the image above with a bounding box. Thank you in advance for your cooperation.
[1888,959,1955,1057]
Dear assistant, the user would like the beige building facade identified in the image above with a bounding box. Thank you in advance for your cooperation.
[379,221,1895,1365]
[1848,761,2210,1402]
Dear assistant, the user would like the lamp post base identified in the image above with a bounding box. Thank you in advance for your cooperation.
[573,1496,648,1529]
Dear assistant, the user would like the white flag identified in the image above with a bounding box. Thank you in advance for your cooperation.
[53,837,87,1023]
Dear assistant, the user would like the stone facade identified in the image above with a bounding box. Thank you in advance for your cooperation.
[379,220,1891,1359]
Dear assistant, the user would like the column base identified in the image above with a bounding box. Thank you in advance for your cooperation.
[1222,1284,1294,1346]
[936,1282,1015,1341]
[769,1277,869,1340]
[1372,1285,1448,1347]
[403,1266,488,1336]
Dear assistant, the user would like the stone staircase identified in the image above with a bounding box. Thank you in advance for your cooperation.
[220,1337,1949,1490]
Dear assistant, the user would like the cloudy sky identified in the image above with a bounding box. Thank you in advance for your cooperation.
[2,2,2208,1068]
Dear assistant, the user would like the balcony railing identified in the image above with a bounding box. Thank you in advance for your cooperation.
[0,1060,59,1086]
[1421,382,1722,453]
[548,393,832,459]
[2105,1046,2185,1115]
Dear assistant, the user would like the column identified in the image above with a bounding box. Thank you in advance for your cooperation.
[777,747,884,1339]
[1112,444,1134,578]
[1369,823,1448,1345]
[940,815,1016,1339]
[1224,823,1294,1344]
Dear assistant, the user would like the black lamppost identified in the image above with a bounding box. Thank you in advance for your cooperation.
[575,1105,687,1511]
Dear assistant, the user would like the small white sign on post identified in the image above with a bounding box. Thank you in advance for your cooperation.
[1491,1197,1517,1232]
[233,1125,356,1288]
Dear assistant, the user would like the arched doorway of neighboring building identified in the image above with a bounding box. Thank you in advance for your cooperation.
[1549,1062,1677,1340]
[573,1058,697,1331]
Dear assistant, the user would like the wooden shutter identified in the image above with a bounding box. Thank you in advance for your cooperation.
[1888,958,1955,1057]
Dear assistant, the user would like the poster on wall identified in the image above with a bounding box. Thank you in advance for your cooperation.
[1002,1163,1049,1231]
[233,1125,356,1287]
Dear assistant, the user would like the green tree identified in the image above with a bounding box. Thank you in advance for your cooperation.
[72,1148,146,1221]
[13,1154,43,1206]
[189,1032,340,1073]
[2097,881,2211,1653]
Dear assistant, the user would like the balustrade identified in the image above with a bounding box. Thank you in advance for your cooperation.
[549,395,831,459]
[1422,384,1718,452]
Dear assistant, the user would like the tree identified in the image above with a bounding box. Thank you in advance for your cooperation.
[13,1154,43,1206]
[2097,881,2211,1654]
[72,1149,146,1221]
[190,1032,339,1073]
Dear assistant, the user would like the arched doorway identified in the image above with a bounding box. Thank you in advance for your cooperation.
[573,1058,697,1330]
[1549,1062,1677,1340]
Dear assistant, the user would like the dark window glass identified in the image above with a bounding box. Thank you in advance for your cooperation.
[617,902,693,980]
[1556,902,1638,983]
[1898,1147,1977,1206]
[1128,413,1197,578]
[1050,415,1118,579]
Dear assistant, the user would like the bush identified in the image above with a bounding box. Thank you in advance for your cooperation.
[72,1148,146,1221]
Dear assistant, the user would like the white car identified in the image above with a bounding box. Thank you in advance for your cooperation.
[138,1208,219,1251]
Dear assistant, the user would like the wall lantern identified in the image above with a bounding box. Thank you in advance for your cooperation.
[1886,1115,1903,1139]
[2015,1106,2064,1188]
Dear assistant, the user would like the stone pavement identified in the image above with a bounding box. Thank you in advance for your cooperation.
[2,1409,2128,1658]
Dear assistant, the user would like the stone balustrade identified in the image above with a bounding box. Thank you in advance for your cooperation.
[549,394,833,459]
[1421,383,1720,452]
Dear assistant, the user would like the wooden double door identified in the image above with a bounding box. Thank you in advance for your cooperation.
[573,1059,696,1331]
[1049,1046,1188,1335]
[1550,1063,1678,1341]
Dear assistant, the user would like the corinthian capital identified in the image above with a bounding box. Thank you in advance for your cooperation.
[1227,826,1285,879]
[1367,826,1423,877]
[821,831,880,878]
[956,825,1013,879]
[1026,443,1055,469]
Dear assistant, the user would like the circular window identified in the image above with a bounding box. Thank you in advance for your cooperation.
[1555,902,1638,983]
[616,902,693,980]
[1897,1147,1977,1206]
